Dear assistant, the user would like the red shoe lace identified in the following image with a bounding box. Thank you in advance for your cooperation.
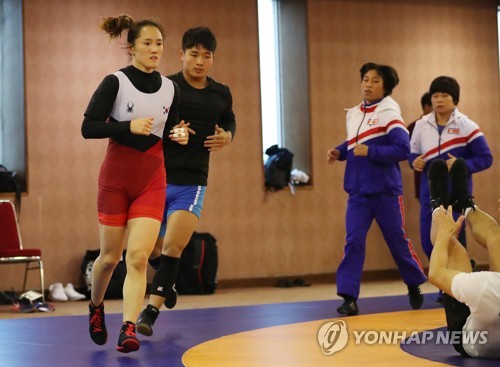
[90,309,103,332]
[124,323,136,337]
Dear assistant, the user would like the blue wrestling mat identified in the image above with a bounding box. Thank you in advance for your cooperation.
[0,293,479,367]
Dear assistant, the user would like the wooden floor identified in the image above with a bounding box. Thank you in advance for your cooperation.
[183,309,448,367]
[0,279,440,319]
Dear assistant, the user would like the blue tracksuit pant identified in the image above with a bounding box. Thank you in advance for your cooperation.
[419,198,466,259]
[336,193,427,299]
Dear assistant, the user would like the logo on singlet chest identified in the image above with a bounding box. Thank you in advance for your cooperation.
[126,101,134,114]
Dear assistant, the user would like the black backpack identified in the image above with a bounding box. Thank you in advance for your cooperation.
[0,165,21,215]
[264,145,294,191]
[81,249,127,299]
[176,232,218,295]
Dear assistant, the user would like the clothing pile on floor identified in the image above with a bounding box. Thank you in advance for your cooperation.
[10,290,55,313]
[2,283,86,313]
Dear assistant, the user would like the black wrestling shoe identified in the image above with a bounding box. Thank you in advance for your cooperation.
[450,158,475,214]
[336,299,359,316]
[116,321,140,353]
[88,301,107,345]
[136,304,159,337]
[428,159,449,211]
[408,285,424,310]
[163,284,178,309]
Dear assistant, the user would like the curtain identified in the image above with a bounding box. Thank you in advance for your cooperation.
[0,0,25,189]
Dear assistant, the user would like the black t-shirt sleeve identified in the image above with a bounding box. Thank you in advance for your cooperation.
[81,74,131,139]
[163,81,180,140]
[219,86,236,140]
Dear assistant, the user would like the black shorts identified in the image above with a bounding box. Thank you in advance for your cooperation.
[442,293,471,357]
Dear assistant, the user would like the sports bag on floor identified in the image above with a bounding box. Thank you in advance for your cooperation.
[81,249,127,299]
[176,232,218,295]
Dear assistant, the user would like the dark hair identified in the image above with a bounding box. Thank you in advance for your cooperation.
[359,62,399,96]
[100,14,165,45]
[182,27,217,52]
[420,92,431,109]
[429,76,460,104]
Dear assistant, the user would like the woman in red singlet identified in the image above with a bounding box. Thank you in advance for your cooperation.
[81,14,188,353]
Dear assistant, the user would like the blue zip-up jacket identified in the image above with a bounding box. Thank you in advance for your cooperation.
[336,96,410,195]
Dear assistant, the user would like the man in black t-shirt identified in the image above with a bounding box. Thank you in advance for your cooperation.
[137,27,236,337]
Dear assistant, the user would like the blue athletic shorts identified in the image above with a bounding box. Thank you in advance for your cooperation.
[158,184,206,237]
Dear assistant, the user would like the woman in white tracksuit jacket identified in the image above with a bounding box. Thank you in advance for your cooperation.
[409,76,493,260]
[328,63,427,316]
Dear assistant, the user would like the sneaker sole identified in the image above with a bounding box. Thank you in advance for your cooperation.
[164,297,177,309]
[428,159,449,208]
[450,158,472,212]
[409,295,424,310]
[164,288,178,309]
[409,301,424,310]
[136,323,153,337]
[116,338,140,353]
[337,310,359,316]
[90,333,107,345]
[336,307,359,316]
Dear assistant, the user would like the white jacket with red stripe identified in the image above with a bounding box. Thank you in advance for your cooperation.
[335,96,410,195]
[409,108,492,201]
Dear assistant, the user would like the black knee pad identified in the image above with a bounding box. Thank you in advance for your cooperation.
[150,255,180,297]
